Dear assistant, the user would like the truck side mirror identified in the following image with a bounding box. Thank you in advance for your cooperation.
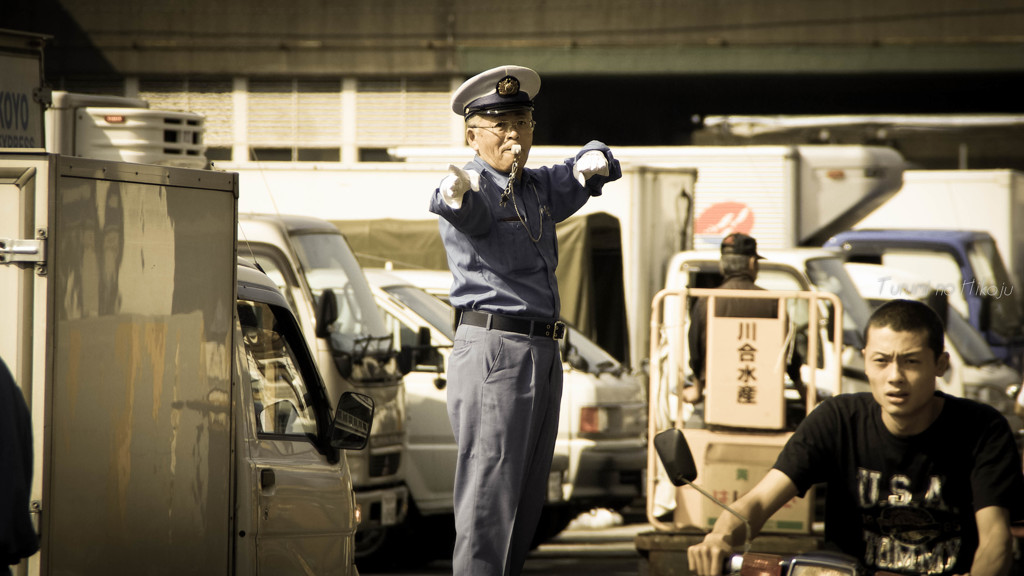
[653,428,698,486]
[396,348,414,375]
[397,326,439,376]
[415,325,449,389]
[330,391,374,450]
[978,294,992,334]
[416,325,432,352]
[925,291,950,327]
[315,290,338,339]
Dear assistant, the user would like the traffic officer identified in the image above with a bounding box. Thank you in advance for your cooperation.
[428,64,621,576]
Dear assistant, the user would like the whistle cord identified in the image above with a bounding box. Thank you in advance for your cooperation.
[499,153,519,207]
[498,152,544,243]
[510,182,544,244]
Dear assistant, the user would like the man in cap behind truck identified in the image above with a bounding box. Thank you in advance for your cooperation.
[428,64,621,575]
[687,232,805,407]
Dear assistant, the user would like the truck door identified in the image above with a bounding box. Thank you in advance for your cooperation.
[0,155,238,575]
[237,297,356,574]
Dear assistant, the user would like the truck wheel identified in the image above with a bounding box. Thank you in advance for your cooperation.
[354,527,390,569]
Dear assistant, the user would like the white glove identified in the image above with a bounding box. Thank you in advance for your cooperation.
[573,150,610,186]
[439,164,480,209]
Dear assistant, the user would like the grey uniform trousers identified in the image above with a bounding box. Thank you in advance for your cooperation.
[447,323,563,576]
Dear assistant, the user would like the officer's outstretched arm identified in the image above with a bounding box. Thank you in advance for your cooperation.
[687,469,799,576]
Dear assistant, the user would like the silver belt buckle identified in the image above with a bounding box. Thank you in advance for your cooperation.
[552,321,566,340]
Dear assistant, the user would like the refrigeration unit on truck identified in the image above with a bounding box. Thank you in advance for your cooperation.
[0,151,372,575]
[45,90,207,168]
[236,213,410,564]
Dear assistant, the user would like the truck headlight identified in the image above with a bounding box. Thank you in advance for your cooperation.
[579,406,609,434]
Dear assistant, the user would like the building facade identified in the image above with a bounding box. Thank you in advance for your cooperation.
[10,0,1024,167]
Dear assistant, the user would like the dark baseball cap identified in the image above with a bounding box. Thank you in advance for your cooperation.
[720,233,763,259]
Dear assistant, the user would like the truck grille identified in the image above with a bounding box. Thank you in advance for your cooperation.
[369,453,401,477]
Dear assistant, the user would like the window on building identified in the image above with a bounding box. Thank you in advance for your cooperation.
[358,148,394,162]
[248,78,342,162]
[356,78,450,151]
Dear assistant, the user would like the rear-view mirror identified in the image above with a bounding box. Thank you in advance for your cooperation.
[315,290,338,339]
[411,326,444,373]
[654,428,698,486]
[330,391,374,450]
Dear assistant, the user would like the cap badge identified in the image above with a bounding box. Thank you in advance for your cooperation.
[496,75,520,97]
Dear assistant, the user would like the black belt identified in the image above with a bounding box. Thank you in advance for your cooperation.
[458,310,566,340]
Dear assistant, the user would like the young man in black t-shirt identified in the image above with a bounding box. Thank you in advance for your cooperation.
[687,299,1024,576]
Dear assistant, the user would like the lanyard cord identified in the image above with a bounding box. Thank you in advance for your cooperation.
[498,152,519,207]
[510,182,543,243]
[495,151,544,240]
[498,151,544,243]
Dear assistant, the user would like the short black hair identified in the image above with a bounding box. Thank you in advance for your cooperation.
[864,299,945,359]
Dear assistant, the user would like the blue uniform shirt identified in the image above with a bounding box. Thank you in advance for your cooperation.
[429,141,620,320]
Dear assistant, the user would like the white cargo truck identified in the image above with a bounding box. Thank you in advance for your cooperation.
[842,169,1024,369]
[0,151,372,575]
[853,169,1024,288]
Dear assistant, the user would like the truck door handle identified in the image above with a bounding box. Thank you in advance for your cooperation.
[260,469,276,490]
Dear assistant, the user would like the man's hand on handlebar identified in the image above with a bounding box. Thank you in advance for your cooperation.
[688,533,734,576]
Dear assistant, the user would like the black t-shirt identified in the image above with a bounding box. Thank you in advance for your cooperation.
[774,391,1024,575]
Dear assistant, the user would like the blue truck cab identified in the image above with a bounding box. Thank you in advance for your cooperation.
[825,229,1024,371]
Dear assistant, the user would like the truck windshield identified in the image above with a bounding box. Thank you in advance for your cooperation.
[383,283,625,376]
[382,285,456,341]
[946,309,1000,366]
[290,232,388,339]
[804,257,874,349]
[967,237,1022,339]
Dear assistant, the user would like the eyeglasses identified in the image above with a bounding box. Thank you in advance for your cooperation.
[469,120,536,136]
